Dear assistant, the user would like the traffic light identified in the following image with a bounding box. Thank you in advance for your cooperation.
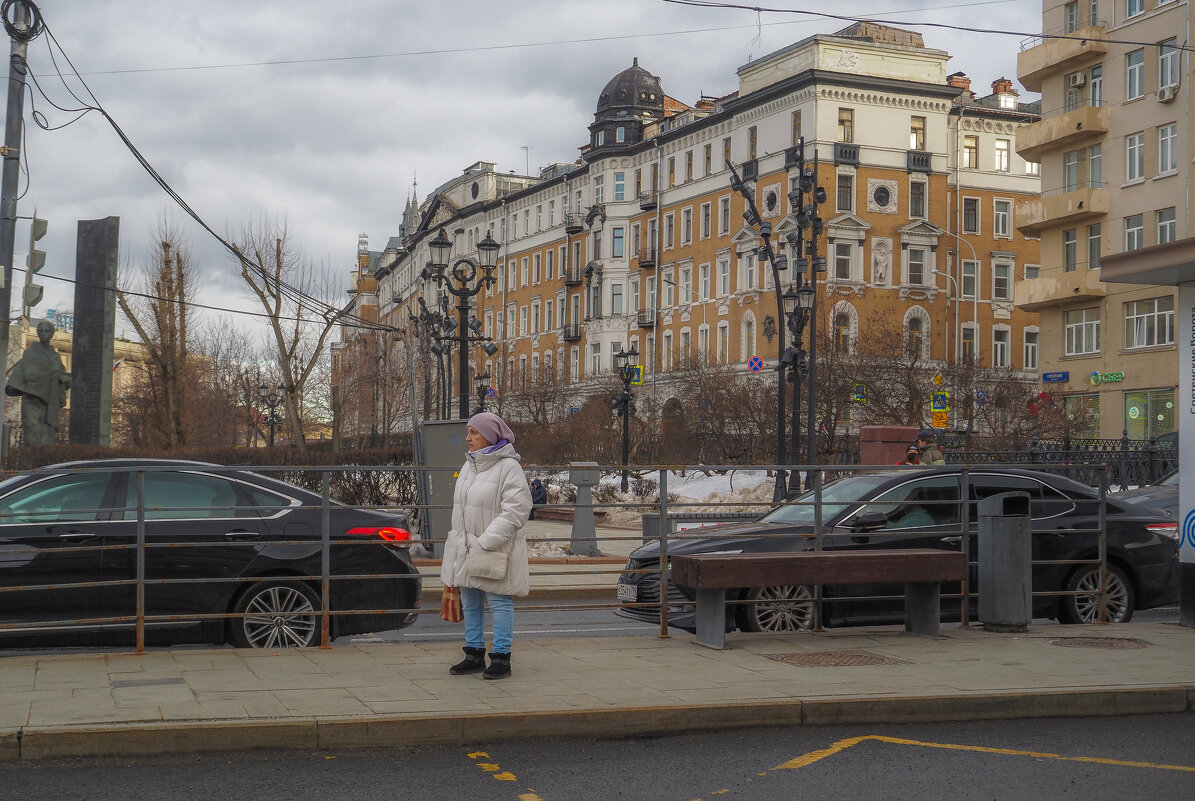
[23,214,46,319]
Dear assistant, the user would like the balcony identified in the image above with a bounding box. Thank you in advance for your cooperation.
[1018,22,1107,93]
[1016,266,1106,312]
[563,265,583,286]
[739,159,758,180]
[636,308,656,328]
[834,142,859,166]
[564,213,584,235]
[561,322,582,341]
[635,247,657,268]
[906,150,932,173]
[638,191,659,211]
[1016,184,1108,237]
[1016,102,1108,163]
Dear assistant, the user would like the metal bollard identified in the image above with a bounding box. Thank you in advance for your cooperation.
[977,491,1032,632]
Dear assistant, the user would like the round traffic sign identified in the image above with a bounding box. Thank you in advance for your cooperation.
[748,356,763,372]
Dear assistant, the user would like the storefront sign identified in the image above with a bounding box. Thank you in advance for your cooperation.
[1042,371,1069,383]
[1089,370,1125,386]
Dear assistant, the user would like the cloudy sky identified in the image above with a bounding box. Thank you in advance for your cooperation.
[14,0,1040,342]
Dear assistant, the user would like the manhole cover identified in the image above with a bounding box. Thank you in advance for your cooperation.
[1051,637,1151,650]
[765,649,910,667]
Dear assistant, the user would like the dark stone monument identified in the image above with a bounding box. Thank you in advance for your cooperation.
[69,217,119,446]
[6,320,70,444]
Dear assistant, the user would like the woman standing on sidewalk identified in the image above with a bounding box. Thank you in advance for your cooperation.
[440,412,532,680]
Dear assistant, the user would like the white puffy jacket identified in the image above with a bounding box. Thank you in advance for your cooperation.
[440,442,532,596]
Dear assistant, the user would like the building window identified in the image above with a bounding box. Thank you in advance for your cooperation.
[1126,50,1144,99]
[680,266,692,304]
[836,173,854,212]
[718,196,731,235]
[747,126,758,160]
[742,252,757,289]
[533,253,541,284]
[1125,214,1143,251]
[1025,264,1041,279]
[667,157,675,188]
[791,110,802,145]
[1157,208,1176,245]
[548,200,555,226]
[612,227,625,258]
[664,213,674,249]
[700,202,711,239]
[614,172,625,201]
[834,313,851,353]
[1125,296,1174,349]
[1158,123,1178,174]
[1089,63,1103,106]
[993,328,1010,368]
[909,116,926,150]
[837,108,853,143]
[681,208,692,244]
[717,322,729,363]
[1127,0,1144,17]
[1088,143,1102,187]
[962,260,978,299]
[1025,161,1040,176]
[961,324,977,362]
[1063,229,1078,271]
[962,197,979,234]
[685,150,694,181]
[994,139,1010,172]
[907,248,926,286]
[699,263,710,300]
[1124,388,1175,440]
[1159,39,1178,88]
[1063,150,1079,191]
[834,242,853,280]
[663,269,674,306]
[722,136,732,168]
[662,332,673,371]
[1024,329,1039,370]
[531,302,541,334]
[909,180,926,218]
[1126,132,1144,181]
[906,317,925,358]
[993,199,1011,238]
[594,176,604,204]
[611,282,623,315]
[1064,307,1100,355]
[717,258,730,296]
[703,143,712,175]
[519,306,528,336]
[962,135,978,169]
[993,262,1012,301]
[1088,223,1101,269]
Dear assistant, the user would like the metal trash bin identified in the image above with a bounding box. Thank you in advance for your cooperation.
[978,491,1032,632]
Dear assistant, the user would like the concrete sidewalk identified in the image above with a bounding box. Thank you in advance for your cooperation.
[1,520,1192,762]
[2,622,1192,762]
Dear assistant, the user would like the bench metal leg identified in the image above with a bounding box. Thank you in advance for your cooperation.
[904,582,941,637]
[695,588,726,649]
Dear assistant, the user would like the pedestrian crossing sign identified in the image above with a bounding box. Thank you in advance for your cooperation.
[852,383,866,402]
[629,365,644,386]
[931,391,950,412]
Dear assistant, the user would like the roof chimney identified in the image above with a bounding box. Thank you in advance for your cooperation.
[992,77,1016,95]
[947,72,972,93]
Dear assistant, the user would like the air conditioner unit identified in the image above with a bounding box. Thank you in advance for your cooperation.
[1157,85,1177,103]
[1067,73,1087,88]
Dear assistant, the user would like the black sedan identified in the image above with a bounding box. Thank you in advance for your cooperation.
[616,467,1179,632]
[1111,470,1178,520]
[0,459,422,648]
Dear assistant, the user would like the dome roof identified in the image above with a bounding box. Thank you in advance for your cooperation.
[595,58,664,119]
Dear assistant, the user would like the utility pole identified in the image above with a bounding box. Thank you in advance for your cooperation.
[0,2,40,459]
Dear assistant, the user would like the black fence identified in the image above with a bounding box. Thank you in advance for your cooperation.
[944,437,1177,489]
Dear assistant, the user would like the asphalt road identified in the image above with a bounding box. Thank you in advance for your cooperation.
[3,714,1192,800]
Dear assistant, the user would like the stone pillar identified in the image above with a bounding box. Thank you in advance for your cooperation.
[859,425,919,467]
[69,217,119,445]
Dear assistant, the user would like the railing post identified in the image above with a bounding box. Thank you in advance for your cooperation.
[959,466,971,627]
[135,469,146,655]
[1098,467,1108,624]
[320,470,332,649]
[812,470,824,632]
[657,467,670,638]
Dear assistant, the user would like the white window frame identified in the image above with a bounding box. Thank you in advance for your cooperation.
[993,199,1012,239]
[1126,132,1144,183]
[1064,307,1101,356]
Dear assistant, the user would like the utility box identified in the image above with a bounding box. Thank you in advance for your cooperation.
[419,420,467,558]
[568,462,600,557]
[977,491,1032,632]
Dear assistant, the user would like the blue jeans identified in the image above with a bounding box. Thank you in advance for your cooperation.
[460,587,514,654]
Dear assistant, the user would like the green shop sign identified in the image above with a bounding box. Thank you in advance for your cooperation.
[1089,370,1125,386]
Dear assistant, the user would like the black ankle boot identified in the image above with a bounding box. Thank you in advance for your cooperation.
[483,651,511,680]
[449,646,487,675]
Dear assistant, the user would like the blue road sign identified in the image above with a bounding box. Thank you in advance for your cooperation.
[931,391,950,412]
[748,355,763,372]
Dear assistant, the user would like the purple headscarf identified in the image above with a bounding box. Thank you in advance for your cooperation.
[467,412,515,446]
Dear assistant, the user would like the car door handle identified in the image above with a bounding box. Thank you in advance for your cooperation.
[58,530,96,543]
[223,530,263,541]
[940,536,963,544]
[850,535,870,544]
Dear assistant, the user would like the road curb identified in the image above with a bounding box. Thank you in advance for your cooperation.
[7,686,1192,761]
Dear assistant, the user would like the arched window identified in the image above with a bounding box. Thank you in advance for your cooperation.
[902,306,931,360]
[741,311,757,362]
[830,300,859,355]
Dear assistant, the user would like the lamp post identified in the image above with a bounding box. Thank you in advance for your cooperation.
[411,296,453,420]
[781,282,816,494]
[613,347,639,492]
[423,227,502,419]
[257,383,284,447]
[472,372,491,415]
[932,267,960,364]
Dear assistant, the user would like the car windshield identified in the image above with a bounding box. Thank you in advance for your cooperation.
[760,474,895,526]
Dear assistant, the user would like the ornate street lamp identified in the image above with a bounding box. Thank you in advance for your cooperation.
[257,382,284,447]
[473,372,491,415]
[613,346,639,492]
[421,227,502,419]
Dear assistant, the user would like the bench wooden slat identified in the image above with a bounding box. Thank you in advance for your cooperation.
[671,549,966,590]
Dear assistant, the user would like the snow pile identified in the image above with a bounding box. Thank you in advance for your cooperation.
[595,470,775,529]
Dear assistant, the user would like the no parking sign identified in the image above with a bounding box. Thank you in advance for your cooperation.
[748,355,763,372]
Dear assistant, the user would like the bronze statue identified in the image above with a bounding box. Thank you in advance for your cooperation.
[6,320,71,445]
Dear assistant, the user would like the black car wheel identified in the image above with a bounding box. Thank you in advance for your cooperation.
[742,585,815,632]
[1059,564,1134,624]
[229,580,321,648]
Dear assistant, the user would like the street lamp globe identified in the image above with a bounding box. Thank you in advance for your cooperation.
[477,231,500,266]
[428,227,452,271]
[781,285,800,317]
[796,282,815,310]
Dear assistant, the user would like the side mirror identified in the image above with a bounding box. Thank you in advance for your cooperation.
[850,511,888,532]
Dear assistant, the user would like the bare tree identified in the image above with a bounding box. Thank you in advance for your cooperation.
[232,220,352,453]
[115,218,197,448]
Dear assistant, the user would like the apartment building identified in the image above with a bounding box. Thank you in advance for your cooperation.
[338,23,1041,429]
[1015,0,1188,440]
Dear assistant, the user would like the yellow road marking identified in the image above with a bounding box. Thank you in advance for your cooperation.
[775,735,1195,774]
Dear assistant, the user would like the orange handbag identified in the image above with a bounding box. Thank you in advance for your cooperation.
[440,586,463,622]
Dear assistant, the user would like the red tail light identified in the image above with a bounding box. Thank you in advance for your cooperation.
[344,526,412,542]
[1145,522,1178,540]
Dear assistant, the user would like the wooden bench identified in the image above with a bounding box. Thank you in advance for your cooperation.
[532,507,607,524]
[670,549,967,648]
